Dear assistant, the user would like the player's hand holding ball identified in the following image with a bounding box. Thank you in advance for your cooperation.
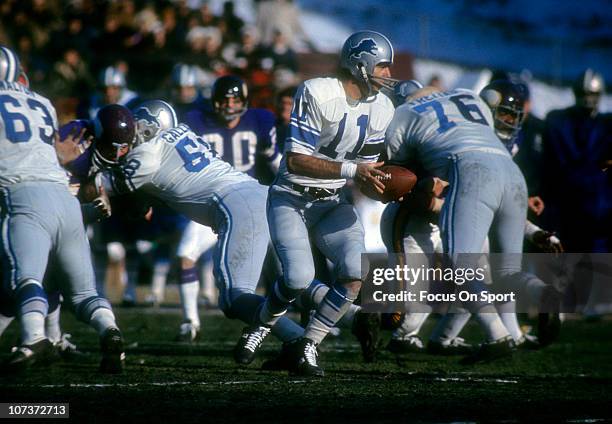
[359,164,417,203]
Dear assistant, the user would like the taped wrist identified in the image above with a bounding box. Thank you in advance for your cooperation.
[340,162,357,179]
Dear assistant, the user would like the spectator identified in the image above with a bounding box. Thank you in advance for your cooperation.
[77,66,140,120]
[48,47,95,99]
[255,0,312,50]
[260,28,298,72]
[219,1,244,44]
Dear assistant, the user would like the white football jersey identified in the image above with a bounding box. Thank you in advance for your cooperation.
[278,77,395,189]
[385,88,510,180]
[99,124,253,225]
[0,82,66,187]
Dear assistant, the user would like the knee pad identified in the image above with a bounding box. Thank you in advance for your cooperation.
[284,266,315,291]
[75,296,112,323]
[336,248,367,282]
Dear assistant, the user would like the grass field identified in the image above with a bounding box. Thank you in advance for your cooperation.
[1,304,611,423]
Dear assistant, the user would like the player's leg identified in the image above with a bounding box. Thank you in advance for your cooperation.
[255,186,315,328]
[441,154,513,363]
[55,190,124,373]
[1,185,57,371]
[175,221,216,341]
[216,183,304,364]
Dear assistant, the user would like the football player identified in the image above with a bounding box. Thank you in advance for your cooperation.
[233,31,397,376]
[81,103,305,354]
[171,76,282,341]
[0,46,124,373]
[384,81,562,363]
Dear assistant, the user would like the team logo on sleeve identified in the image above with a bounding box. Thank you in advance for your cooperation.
[349,38,378,60]
[135,107,161,143]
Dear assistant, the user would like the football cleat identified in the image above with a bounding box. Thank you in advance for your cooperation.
[99,328,125,374]
[175,321,201,343]
[387,334,424,355]
[352,310,381,362]
[460,336,516,365]
[427,337,474,356]
[234,326,271,365]
[2,339,58,373]
[54,334,87,361]
[261,339,298,372]
[287,337,324,377]
[516,333,541,350]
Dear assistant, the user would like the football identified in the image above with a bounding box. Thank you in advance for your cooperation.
[361,165,417,203]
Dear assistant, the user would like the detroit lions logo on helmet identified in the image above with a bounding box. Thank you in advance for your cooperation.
[348,38,378,60]
[135,107,162,144]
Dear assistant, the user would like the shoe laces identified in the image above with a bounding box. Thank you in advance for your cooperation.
[395,334,423,347]
[56,334,77,352]
[245,327,270,352]
[303,341,319,366]
[448,337,467,347]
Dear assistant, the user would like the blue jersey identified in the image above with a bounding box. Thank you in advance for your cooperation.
[185,108,280,180]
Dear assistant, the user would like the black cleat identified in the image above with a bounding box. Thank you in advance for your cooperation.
[54,334,87,361]
[352,311,381,362]
[516,333,541,350]
[100,328,125,374]
[460,336,515,365]
[234,326,271,365]
[261,339,298,371]
[175,321,201,343]
[387,335,424,355]
[427,337,474,356]
[287,337,324,377]
[2,339,58,374]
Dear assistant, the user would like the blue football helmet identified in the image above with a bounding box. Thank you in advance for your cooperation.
[389,79,424,106]
[132,100,178,145]
[171,64,198,87]
[339,31,397,96]
[0,45,20,82]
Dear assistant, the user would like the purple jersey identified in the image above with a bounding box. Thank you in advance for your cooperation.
[185,108,280,179]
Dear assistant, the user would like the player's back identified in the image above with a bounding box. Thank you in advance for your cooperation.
[121,124,252,221]
[0,81,67,187]
[387,88,509,179]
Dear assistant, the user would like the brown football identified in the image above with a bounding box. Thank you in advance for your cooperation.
[360,165,417,203]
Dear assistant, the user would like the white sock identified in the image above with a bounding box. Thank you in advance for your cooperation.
[496,301,523,341]
[180,281,200,327]
[430,311,471,343]
[394,312,430,338]
[90,308,117,335]
[338,304,361,328]
[474,305,510,342]
[21,312,46,345]
[45,307,62,344]
[151,261,170,301]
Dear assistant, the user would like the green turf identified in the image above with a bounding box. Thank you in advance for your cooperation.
[1,307,611,423]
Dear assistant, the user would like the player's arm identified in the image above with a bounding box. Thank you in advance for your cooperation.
[286,152,386,192]
[80,146,159,201]
[286,84,385,191]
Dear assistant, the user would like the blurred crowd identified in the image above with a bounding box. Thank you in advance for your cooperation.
[0,0,307,121]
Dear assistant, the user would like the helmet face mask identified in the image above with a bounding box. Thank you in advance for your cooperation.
[339,31,397,97]
[480,80,527,142]
[211,75,248,122]
[92,104,136,168]
[132,100,178,145]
